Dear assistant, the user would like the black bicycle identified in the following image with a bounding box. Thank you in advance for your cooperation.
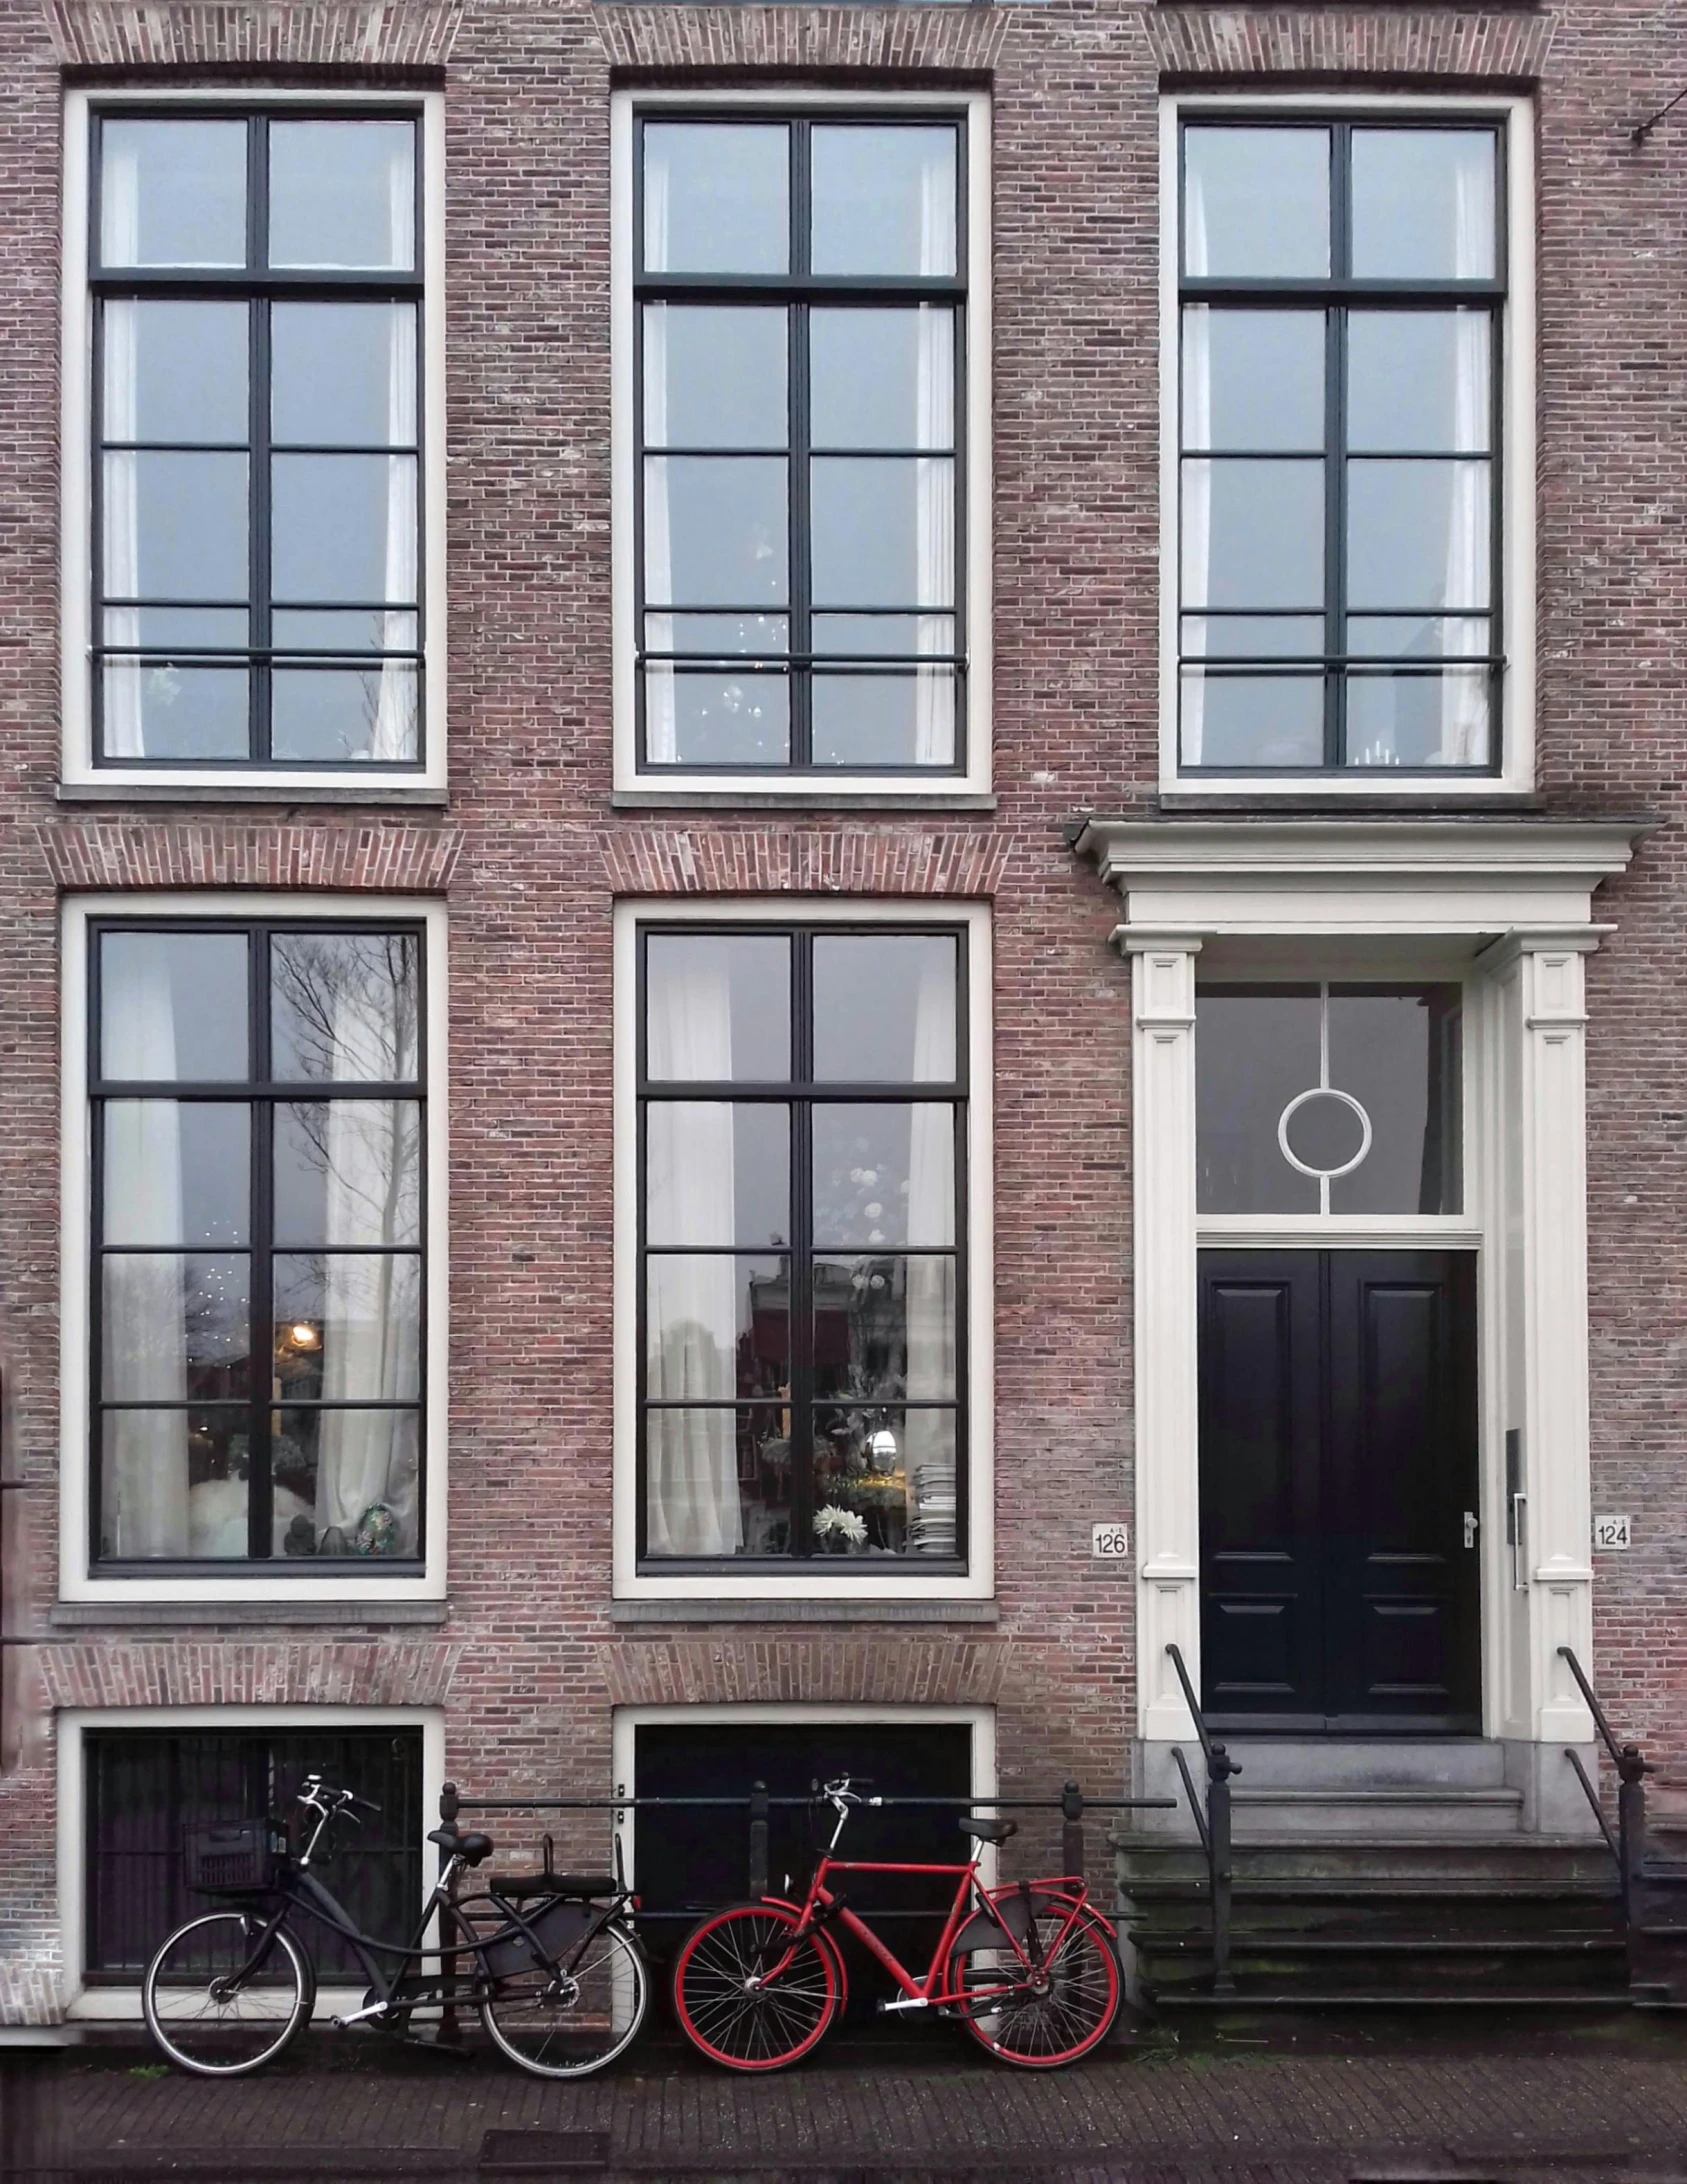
[141,1774,650,2079]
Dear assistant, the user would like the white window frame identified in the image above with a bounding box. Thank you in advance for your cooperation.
[1158,91,1537,799]
[612,896,994,1600]
[58,892,450,1604]
[60,86,449,795]
[610,1702,999,1894]
[56,1702,445,2016]
[610,87,993,801]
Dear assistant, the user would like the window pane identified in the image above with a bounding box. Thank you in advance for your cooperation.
[105,607,248,652]
[645,457,788,608]
[811,671,956,768]
[812,1104,955,1247]
[271,455,418,605]
[645,934,791,1082]
[1184,126,1330,279]
[1346,668,1492,769]
[1180,670,1325,769]
[643,306,785,450]
[642,123,788,275]
[99,662,249,762]
[646,1254,789,1401]
[645,1102,790,1248]
[1347,460,1491,611]
[1182,459,1324,610]
[273,1253,422,1403]
[645,612,787,660]
[1327,987,1463,1214]
[271,665,419,764]
[812,1406,957,1557]
[99,120,246,269]
[812,1254,956,1402]
[813,614,954,659]
[1346,614,1489,660]
[104,452,247,601]
[1181,614,1324,660]
[273,609,418,655]
[98,1408,252,1559]
[812,935,958,1083]
[271,304,417,447]
[101,1253,249,1401]
[643,1405,783,1558]
[271,931,420,1084]
[1183,308,1324,453]
[269,121,415,271]
[811,308,955,449]
[272,1408,419,1556]
[811,458,955,609]
[811,126,957,277]
[1196,987,1322,1215]
[100,932,249,1080]
[643,668,790,767]
[1351,128,1496,281]
[273,1101,421,1248]
[1348,311,1490,454]
[103,301,248,445]
[102,1105,250,1246]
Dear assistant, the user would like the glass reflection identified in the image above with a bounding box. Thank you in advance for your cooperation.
[270,931,420,1083]
[811,1104,955,1247]
[101,932,250,1080]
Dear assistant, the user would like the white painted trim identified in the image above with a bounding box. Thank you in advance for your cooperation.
[610,88,992,800]
[59,87,447,794]
[56,1702,445,2017]
[58,893,449,1604]
[1158,91,1538,798]
[610,1702,999,1895]
[1198,1217,1482,1250]
[612,897,994,1600]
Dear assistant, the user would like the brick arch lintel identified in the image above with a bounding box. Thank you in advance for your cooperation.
[598,1635,1021,1710]
[44,0,465,69]
[1139,8,1555,85]
[591,4,1014,77]
[38,1639,465,1711]
[41,819,464,897]
[603,824,1012,899]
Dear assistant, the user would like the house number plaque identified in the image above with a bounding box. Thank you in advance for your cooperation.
[1593,1513,1632,1550]
[1090,1522,1130,1560]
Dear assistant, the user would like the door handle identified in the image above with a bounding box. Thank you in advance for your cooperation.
[1510,1491,1527,1591]
[1463,1509,1479,1551]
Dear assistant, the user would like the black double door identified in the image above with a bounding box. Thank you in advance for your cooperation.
[1198,1249,1480,1733]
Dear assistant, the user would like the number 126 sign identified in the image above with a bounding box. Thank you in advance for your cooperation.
[1091,1522,1131,1560]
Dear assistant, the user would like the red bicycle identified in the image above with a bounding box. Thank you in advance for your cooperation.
[670,1775,1123,2072]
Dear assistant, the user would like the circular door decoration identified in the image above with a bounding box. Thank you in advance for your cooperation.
[1276,1085,1373,1181]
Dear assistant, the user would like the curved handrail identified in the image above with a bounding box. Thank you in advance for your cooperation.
[1558,1645,1649,1784]
[1165,1644,1242,1784]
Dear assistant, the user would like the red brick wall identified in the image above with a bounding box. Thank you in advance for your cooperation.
[1,0,1685,2015]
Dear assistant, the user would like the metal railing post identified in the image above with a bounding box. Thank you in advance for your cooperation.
[438,1780,460,2045]
[1061,1781,1085,1884]
[1618,1743,1649,1943]
[1208,1745,1235,1997]
[748,1780,770,1897]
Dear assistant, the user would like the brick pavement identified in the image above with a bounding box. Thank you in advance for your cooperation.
[4,2018,1687,2182]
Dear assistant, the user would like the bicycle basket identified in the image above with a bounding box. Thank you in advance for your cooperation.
[182,1820,275,1895]
[482,1898,594,1979]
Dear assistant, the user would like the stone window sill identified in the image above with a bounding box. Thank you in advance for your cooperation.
[50,1598,452,1629]
[610,1597,998,1625]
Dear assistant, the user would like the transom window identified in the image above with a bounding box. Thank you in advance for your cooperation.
[637,925,966,1565]
[1178,120,1504,773]
[89,110,425,768]
[89,921,426,1568]
[1197,982,1463,1216]
[634,115,966,774]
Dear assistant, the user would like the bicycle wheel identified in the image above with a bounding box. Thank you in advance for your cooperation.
[480,1919,650,2079]
[672,1904,840,2071]
[143,1910,312,2077]
[949,1906,1121,2069]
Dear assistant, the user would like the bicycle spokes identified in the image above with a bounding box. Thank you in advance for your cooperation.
[672,1906,838,2070]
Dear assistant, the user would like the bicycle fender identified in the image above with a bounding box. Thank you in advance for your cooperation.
[952,1885,1079,1956]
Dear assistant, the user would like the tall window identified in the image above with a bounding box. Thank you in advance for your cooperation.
[637,925,966,1565]
[1179,121,1503,772]
[90,110,424,767]
[635,114,965,773]
[90,921,426,1568]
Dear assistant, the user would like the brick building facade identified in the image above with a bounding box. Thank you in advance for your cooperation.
[0,0,1683,2026]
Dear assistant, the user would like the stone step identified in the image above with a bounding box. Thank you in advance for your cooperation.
[1114,1834,1617,1889]
[1230,1786,1525,1839]
[1216,1737,1511,1792]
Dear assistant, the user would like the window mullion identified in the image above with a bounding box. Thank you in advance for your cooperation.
[249,928,273,1562]
[790,301,811,770]
[1326,304,1347,770]
[790,932,814,1559]
[250,119,269,764]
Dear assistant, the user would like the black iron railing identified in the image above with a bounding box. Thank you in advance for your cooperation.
[1559,1644,1649,1958]
[1164,1642,1242,1996]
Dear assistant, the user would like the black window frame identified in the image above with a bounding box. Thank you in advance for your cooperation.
[87,102,428,772]
[632,108,970,778]
[1177,112,1507,777]
[635,919,971,1573]
[88,914,430,1576]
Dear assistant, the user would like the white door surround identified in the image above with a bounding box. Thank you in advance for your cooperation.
[1075,816,1647,1823]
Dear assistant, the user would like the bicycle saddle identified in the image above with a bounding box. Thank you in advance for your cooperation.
[958,1815,1018,1845]
[493,1870,619,1901]
[427,1827,494,1865]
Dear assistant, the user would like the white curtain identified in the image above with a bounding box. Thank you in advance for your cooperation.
[313,984,420,1554]
[1439,143,1494,766]
[642,147,679,764]
[102,943,189,1555]
[1180,166,1213,764]
[914,144,957,766]
[901,951,957,1554]
[373,302,419,761]
[645,946,743,1556]
[101,145,144,759]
